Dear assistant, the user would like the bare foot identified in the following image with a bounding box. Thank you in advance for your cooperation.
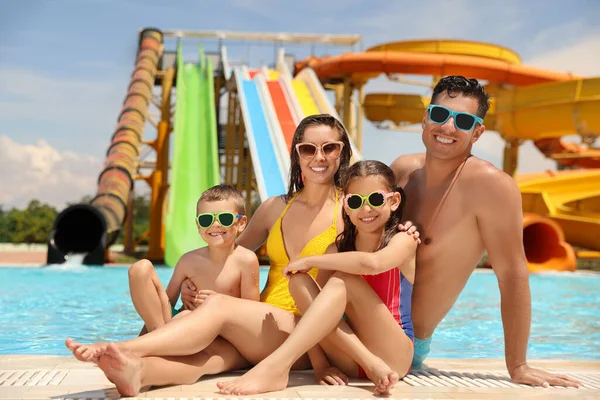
[97,343,142,397]
[216,361,289,395]
[65,338,108,362]
[364,358,400,395]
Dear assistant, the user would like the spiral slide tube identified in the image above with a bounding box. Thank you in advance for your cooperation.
[47,28,163,265]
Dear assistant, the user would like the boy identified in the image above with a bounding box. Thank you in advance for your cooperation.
[128,184,260,335]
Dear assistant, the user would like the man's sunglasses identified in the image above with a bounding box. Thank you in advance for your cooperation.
[197,212,243,228]
[427,104,483,131]
[295,141,344,161]
[344,191,394,210]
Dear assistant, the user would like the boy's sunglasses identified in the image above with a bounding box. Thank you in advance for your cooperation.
[295,141,344,161]
[197,212,243,228]
[344,191,394,210]
[427,104,483,131]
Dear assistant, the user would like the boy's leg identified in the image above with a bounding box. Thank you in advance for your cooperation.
[96,337,250,397]
[128,259,172,333]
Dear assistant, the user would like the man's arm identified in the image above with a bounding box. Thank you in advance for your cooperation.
[389,153,424,188]
[475,171,581,388]
[239,251,260,302]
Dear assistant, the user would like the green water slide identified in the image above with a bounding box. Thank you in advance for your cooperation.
[164,46,221,267]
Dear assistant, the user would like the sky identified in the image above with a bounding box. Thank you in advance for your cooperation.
[1,0,599,209]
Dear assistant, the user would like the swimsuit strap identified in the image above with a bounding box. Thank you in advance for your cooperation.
[280,192,299,217]
[424,155,472,244]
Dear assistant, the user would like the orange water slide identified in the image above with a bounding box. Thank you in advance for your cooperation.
[266,80,296,151]
[295,51,576,86]
[534,139,600,169]
[296,43,599,170]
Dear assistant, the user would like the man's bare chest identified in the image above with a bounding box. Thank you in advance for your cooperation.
[403,184,468,246]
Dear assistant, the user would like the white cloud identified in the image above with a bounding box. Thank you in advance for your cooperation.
[0,135,102,210]
[524,30,600,77]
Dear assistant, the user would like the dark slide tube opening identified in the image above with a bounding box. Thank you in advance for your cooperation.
[47,204,107,265]
[523,222,563,263]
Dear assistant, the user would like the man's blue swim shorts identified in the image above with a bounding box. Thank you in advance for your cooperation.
[412,336,432,367]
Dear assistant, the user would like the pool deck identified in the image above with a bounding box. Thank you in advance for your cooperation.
[1,356,599,399]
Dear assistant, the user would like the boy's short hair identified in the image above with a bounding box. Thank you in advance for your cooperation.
[196,184,246,215]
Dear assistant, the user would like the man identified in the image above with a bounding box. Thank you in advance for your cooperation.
[391,75,581,388]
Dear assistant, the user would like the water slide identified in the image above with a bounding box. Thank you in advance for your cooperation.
[163,47,221,267]
[297,40,600,271]
[234,66,287,201]
[47,28,164,265]
[271,50,363,162]
[516,170,600,272]
[232,53,365,209]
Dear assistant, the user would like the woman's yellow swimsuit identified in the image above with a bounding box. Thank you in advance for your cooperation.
[260,190,339,315]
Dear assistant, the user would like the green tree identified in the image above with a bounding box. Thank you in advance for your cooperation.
[115,194,151,245]
[0,205,7,242]
[4,200,58,243]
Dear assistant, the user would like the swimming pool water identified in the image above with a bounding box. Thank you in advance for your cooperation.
[0,266,598,360]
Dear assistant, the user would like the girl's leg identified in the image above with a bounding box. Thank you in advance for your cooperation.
[66,293,311,368]
[218,272,413,395]
[288,273,362,376]
[128,259,172,333]
[95,337,250,397]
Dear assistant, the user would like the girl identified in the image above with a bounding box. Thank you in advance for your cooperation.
[217,160,418,396]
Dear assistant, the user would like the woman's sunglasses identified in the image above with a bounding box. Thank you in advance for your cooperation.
[427,104,483,131]
[344,191,394,210]
[295,141,344,161]
[197,212,243,228]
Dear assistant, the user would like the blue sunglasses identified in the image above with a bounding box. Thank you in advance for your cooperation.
[427,104,483,131]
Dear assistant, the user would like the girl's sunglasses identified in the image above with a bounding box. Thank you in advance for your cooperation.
[344,191,394,210]
[427,104,483,131]
[197,212,243,228]
[295,141,344,161]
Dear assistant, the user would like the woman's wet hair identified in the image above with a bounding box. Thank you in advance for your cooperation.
[335,160,406,253]
[286,114,352,200]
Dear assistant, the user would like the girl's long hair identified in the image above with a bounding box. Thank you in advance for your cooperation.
[286,114,352,200]
[335,160,407,253]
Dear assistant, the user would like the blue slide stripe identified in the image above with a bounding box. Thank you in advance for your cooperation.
[241,80,286,198]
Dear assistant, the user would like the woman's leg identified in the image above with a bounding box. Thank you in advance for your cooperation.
[66,293,311,367]
[128,259,172,334]
[95,337,250,397]
[218,271,413,395]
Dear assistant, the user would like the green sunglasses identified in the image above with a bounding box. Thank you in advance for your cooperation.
[344,190,394,210]
[196,212,243,228]
[427,104,483,131]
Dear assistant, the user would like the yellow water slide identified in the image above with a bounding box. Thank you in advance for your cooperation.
[517,159,600,263]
